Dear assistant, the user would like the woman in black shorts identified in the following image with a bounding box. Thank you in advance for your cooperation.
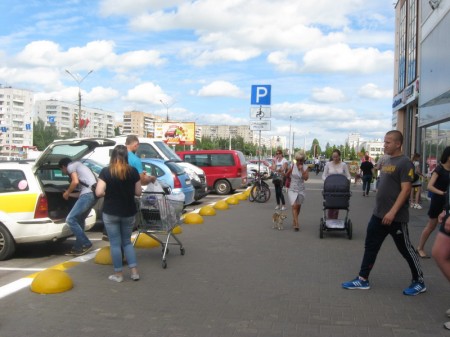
[417,147,450,258]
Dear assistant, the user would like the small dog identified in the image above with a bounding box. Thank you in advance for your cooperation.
[272,211,287,230]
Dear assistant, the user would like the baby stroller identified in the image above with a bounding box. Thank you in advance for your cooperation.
[320,174,352,239]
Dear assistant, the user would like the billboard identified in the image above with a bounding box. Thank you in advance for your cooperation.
[154,122,196,145]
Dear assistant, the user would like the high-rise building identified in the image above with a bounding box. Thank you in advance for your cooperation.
[122,111,164,137]
[0,86,34,157]
[34,100,116,138]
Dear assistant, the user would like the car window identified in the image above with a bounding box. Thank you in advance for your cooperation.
[37,168,68,185]
[137,143,161,159]
[211,154,234,166]
[153,141,181,160]
[142,162,165,178]
[165,161,184,175]
[0,169,29,192]
[237,151,246,165]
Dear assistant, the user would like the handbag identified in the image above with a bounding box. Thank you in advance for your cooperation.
[284,167,293,188]
[272,172,282,184]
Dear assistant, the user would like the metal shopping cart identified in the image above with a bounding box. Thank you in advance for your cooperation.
[133,191,185,268]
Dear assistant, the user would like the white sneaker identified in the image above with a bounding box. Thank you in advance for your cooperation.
[108,274,123,283]
[414,204,423,210]
[275,205,280,210]
[281,206,286,211]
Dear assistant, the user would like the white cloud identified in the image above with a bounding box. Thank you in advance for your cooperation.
[358,83,392,99]
[123,82,171,105]
[197,81,245,98]
[310,87,347,103]
[302,43,394,74]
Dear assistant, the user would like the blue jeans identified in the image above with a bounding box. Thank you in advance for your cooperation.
[103,213,137,272]
[362,174,373,194]
[66,192,96,250]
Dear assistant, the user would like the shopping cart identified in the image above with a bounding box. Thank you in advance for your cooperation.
[133,191,185,268]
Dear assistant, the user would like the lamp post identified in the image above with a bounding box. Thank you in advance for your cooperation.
[65,69,93,138]
[160,99,176,122]
[288,116,292,161]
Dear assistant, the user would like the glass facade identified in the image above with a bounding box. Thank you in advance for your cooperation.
[398,3,407,92]
[407,0,417,84]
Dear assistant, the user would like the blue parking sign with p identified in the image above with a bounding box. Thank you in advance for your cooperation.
[251,85,271,105]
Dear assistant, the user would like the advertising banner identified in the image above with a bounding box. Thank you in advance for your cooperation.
[154,122,196,145]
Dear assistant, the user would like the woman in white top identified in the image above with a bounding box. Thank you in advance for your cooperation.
[322,149,351,219]
[287,152,309,231]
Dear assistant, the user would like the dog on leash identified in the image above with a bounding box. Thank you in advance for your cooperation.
[272,211,287,230]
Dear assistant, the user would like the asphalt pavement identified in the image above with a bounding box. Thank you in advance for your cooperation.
[0,173,449,337]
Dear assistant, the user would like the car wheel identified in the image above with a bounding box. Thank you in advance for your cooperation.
[0,223,16,261]
[214,179,231,195]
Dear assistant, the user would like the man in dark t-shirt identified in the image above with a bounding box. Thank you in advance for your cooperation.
[342,130,426,296]
[360,155,374,196]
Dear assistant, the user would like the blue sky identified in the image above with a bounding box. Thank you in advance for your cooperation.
[0,0,396,148]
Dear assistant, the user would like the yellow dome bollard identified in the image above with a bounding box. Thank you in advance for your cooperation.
[235,193,248,201]
[132,234,160,248]
[183,212,204,224]
[94,246,113,265]
[172,225,183,234]
[214,200,229,210]
[226,196,239,205]
[30,269,73,294]
[199,205,216,216]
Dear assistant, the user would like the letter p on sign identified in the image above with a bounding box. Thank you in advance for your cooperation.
[251,85,271,105]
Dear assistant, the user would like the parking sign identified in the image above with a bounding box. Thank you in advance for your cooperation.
[251,85,271,105]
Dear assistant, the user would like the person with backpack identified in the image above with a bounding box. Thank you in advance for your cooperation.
[58,157,98,256]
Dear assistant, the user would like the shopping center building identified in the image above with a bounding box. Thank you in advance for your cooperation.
[394,0,450,174]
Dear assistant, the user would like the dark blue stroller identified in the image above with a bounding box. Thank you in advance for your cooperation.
[320,174,352,239]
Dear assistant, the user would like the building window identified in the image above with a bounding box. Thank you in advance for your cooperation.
[398,2,407,92]
[407,0,417,84]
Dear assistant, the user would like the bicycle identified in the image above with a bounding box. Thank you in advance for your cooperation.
[248,170,271,203]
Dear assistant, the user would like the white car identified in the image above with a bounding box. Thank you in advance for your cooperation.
[247,162,270,179]
[0,138,114,260]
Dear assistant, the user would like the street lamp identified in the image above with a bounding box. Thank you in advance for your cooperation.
[65,69,93,137]
[160,99,175,122]
[288,116,292,161]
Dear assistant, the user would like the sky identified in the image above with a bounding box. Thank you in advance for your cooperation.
[0,0,396,149]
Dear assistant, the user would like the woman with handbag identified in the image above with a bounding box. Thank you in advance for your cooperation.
[287,152,309,231]
[272,150,288,210]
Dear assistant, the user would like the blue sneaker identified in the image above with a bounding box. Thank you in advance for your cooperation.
[403,281,426,296]
[342,277,370,290]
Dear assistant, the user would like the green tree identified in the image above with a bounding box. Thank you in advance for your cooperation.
[310,138,321,158]
[33,118,59,150]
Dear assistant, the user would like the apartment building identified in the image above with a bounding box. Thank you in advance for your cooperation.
[0,86,34,157]
[34,100,116,138]
[122,111,164,137]
[195,125,254,144]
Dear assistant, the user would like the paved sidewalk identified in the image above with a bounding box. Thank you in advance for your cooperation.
[0,175,448,337]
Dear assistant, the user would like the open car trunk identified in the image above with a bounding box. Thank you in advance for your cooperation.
[42,184,77,222]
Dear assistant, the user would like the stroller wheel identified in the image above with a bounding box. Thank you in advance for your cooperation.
[319,218,324,239]
[346,219,353,240]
